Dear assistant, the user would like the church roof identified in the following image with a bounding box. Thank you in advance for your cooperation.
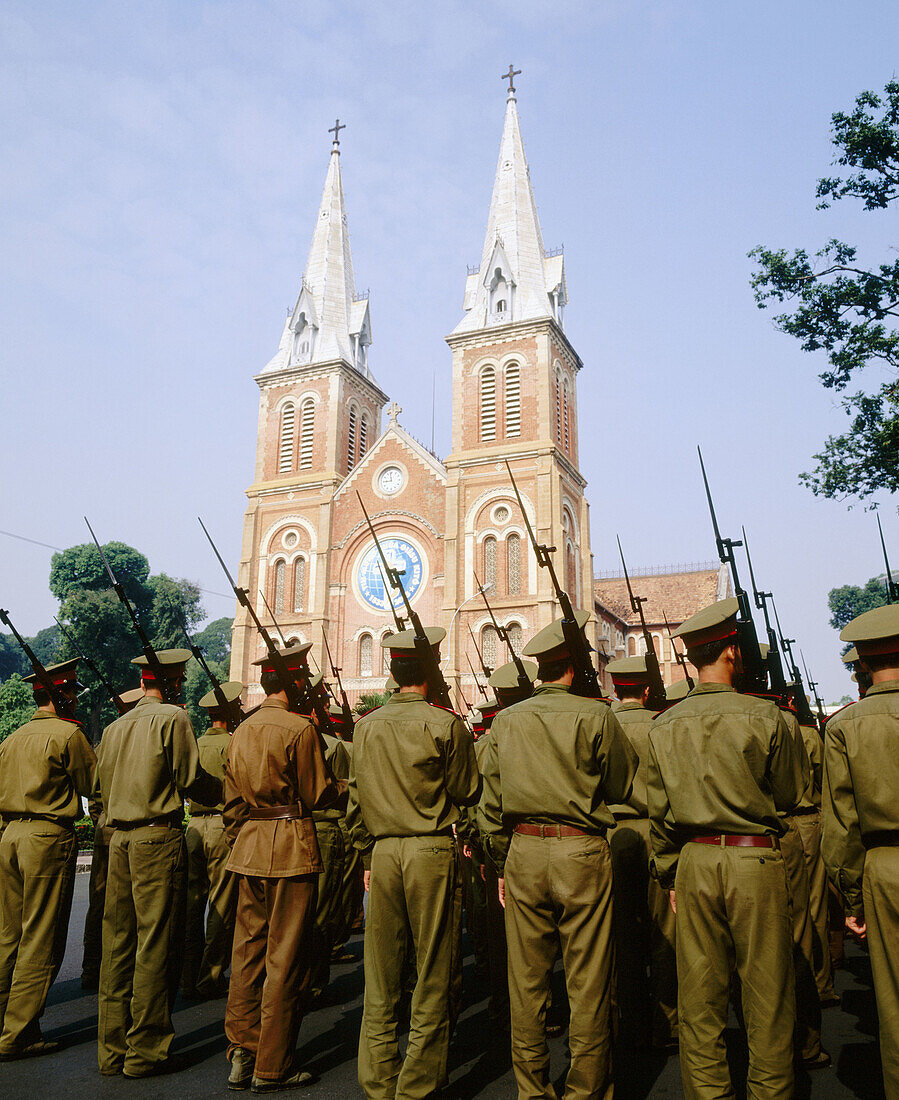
[593,565,731,627]
[453,92,567,335]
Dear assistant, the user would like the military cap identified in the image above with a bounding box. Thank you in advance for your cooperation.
[840,604,899,658]
[252,641,312,674]
[199,680,244,709]
[472,700,500,729]
[665,678,692,702]
[488,660,538,690]
[131,649,192,682]
[118,686,144,711]
[842,646,859,664]
[381,627,446,656]
[308,672,324,691]
[606,655,649,687]
[384,675,398,692]
[522,609,591,661]
[23,658,83,692]
[673,598,739,648]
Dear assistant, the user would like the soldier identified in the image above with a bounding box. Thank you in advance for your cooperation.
[647,598,806,1099]
[0,659,95,1060]
[479,612,637,1100]
[81,686,142,992]
[329,705,364,963]
[606,655,678,1050]
[95,648,222,1078]
[223,644,338,1093]
[822,605,899,1098]
[181,680,244,1001]
[347,626,480,1100]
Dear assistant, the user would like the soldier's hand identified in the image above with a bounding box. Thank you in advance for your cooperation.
[462,843,473,859]
[845,914,866,941]
[668,889,676,915]
[498,877,505,909]
[364,869,371,893]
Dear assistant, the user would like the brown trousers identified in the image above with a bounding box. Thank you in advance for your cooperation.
[225,873,317,1082]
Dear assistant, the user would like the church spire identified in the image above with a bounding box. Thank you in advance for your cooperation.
[453,75,567,335]
[267,123,373,378]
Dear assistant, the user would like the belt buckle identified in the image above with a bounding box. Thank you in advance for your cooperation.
[719,835,727,848]
[540,824,560,839]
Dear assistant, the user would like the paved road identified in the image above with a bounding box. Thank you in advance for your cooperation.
[1,875,887,1098]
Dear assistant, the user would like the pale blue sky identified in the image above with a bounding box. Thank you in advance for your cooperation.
[1,0,897,698]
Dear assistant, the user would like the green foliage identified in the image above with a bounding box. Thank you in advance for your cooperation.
[181,617,232,734]
[74,816,94,851]
[193,618,232,666]
[0,634,27,680]
[749,81,899,504]
[827,575,889,631]
[0,675,35,743]
[355,691,390,715]
[148,574,203,649]
[29,625,61,666]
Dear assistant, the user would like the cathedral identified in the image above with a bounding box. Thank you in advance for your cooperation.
[229,82,724,705]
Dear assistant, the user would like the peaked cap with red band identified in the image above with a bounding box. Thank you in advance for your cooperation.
[131,648,192,681]
[488,659,538,692]
[522,609,592,662]
[199,680,244,709]
[382,626,446,658]
[841,605,899,658]
[252,641,313,675]
[664,677,692,703]
[23,658,83,693]
[673,597,740,649]
[607,655,650,688]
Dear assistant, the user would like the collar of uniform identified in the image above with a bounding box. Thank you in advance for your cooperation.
[613,700,647,711]
[260,697,289,711]
[862,679,899,697]
[689,682,736,695]
[385,691,427,706]
[29,710,56,722]
[531,684,570,697]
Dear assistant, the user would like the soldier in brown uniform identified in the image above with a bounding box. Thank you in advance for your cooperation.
[94,648,222,1078]
[606,655,678,1050]
[0,659,96,1060]
[347,626,480,1100]
[479,613,637,1100]
[823,605,899,1098]
[223,644,338,1093]
[648,599,806,1099]
[181,680,243,1001]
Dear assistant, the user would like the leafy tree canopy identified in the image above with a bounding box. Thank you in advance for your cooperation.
[828,575,889,631]
[0,675,34,743]
[750,81,899,504]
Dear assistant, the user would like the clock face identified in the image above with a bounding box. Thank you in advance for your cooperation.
[356,538,425,613]
[378,466,404,495]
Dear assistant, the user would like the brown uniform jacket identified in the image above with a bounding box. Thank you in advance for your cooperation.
[223,698,337,878]
[607,700,655,817]
[189,729,231,814]
[0,711,96,823]
[647,682,806,888]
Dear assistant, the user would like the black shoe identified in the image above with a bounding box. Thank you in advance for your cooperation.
[0,1039,61,1061]
[251,1068,315,1092]
[801,1049,833,1071]
[123,1054,185,1078]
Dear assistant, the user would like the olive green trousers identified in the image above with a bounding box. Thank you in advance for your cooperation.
[182,814,237,998]
[97,824,186,1075]
[864,846,899,1099]
[675,841,795,1100]
[81,822,113,985]
[0,819,76,1053]
[794,810,836,1000]
[781,816,823,1060]
[309,818,345,998]
[504,831,615,1100]
[358,834,459,1100]
[334,817,364,950]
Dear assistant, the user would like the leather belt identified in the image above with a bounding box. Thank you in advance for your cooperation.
[114,812,181,831]
[3,813,73,830]
[514,822,601,839]
[247,804,303,821]
[690,833,779,849]
[864,831,899,850]
[189,810,221,817]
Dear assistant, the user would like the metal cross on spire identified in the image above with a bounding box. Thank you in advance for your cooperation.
[501,64,521,94]
[328,118,346,147]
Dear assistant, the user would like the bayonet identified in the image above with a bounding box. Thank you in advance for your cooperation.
[377,562,407,632]
[466,651,489,700]
[258,589,289,646]
[663,610,694,690]
[168,601,240,731]
[0,607,75,719]
[474,569,533,696]
[742,526,789,701]
[617,535,667,710]
[768,594,816,724]
[877,514,898,602]
[323,627,355,733]
[801,650,826,728]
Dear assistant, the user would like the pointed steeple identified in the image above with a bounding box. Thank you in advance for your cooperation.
[264,127,373,378]
[454,87,567,335]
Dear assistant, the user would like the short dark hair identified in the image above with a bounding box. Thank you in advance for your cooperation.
[686,637,735,670]
[390,653,428,688]
[32,687,51,707]
[615,683,646,701]
[860,652,899,673]
[537,656,574,683]
[260,668,282,696]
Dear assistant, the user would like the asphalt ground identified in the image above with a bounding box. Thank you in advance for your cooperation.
[0,874,887,1098]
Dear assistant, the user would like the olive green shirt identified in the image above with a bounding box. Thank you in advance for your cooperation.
[647,682,805,888]
[189,728,231,814]
[798,721,823,809]
[607,700,654,817]
[0,712,96,823]
[478,684,638,874]
[822,680,899,918]
[346,691,481,868]
[312,733,350,823]
[96,696,222,825]
[779,707,813,814]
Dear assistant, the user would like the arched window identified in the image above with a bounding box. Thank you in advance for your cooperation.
[563,379,571,452]
[565,541,577,600]
[508,622,523,656]
[555,369,563,446]
[504,362,520,437]
[299,398,315,470]
[507,532,521,595]
[347,406,357,470]
[480,367,496,442]
[359,413,369,459]
[359,633,373,677]
[484,536,497,587]
[293,558,306,613]
[273,560,286,615]
[628,635,637,657]
[278,403,295,473]
[481,625,498,669]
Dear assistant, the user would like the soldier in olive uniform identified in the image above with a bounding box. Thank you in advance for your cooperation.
[94,649,222,1078]
[0,659,96,1060]
[822,605,899,1098]
[181,680,243,1001]
[647,599,806,1099]
[328,704,364,963]
[347,627,480,1100]
[479,613,637,1100]
[606,655,678,1050]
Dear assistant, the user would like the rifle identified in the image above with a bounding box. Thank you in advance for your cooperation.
[616,536,667,710]
[696,450,766,693]
[466,651,490,700]
[167,602,239,731]
[741,526,789,702]
[378,562,407,632]
[259,590,288,645]
[467,621,494,680]
[54,617,127,715]
[505,461,601,698]
[769,595,817,725]
[84,518,180,704]
[474,568,534,695]
[877,514,899,602]
[0,607,76,718]
[322,627,355,733]
[355,492,453,708]
[663,610,694,690]
[801,650,827,727]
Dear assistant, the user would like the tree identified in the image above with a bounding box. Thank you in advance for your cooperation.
[0,635,27,680]
[750,81,899,504]
[828,575,889,634]
[183,618,233,734]
[0,675,34,743]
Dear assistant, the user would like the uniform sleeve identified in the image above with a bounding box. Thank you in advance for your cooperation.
[170,710,223,807]
[647,729,679,888]
[345,744,375,869]
[64,728,97,801]
[329,739,351,784]
[596,708,638,806]
[787,712,812,797]
[444,718,481,809]
[222,760,249,848]
[821,719,865,918]
[477,726,509,874]
[767,711,805,814]
[295,725,339,812]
